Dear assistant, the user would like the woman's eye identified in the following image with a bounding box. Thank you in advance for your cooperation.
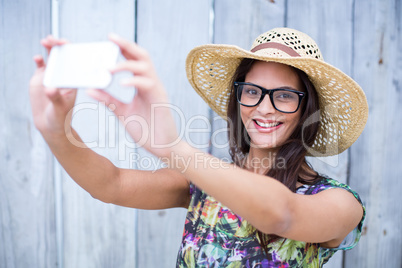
[275,91,298,101]
[244,88,258,95]
[278,93,291,98]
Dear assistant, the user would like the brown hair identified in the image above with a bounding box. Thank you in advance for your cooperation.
[226,58,322,253]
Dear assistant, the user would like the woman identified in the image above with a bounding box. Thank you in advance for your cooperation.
[30,28,368,267]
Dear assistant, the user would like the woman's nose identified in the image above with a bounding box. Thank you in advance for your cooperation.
[256,94,276,114]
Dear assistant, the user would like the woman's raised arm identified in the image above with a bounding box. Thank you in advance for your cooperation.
[29,36,190,209]
[166,142,363,247]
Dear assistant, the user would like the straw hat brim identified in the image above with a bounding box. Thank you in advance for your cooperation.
[186,44,369,157]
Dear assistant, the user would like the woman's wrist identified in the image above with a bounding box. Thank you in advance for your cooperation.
[41,125,79,149]
[163,141,195,172]
[164,140,221,174]
[164,141,232,175]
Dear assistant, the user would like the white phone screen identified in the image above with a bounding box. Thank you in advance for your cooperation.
[43,42,120,89]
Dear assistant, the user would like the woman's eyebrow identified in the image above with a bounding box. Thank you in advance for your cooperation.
[242,81,303,92]
[277,86,302,91]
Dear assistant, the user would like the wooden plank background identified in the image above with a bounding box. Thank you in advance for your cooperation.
[0,1,57,267]
[1,0,401,267]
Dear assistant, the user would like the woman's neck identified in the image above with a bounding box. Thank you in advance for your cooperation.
[244,147,278,175]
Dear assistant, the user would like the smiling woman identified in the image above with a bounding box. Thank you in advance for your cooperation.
[179,27,368,266]
[29,27,368,267]
[224,58,333,258]
[239,61,305,149]
[227,59,321,181]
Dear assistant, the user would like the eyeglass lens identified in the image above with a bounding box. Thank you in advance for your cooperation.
[237,84,300,113]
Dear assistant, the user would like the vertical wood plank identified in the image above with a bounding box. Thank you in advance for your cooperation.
[0,0,57,267]
[346,0,402,267]
[135,0,211,266]
[212,0,286,160]
[286,1,356,267]
[57,1,137,267]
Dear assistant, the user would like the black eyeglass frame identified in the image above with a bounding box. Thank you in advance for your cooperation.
[234,82,307,114]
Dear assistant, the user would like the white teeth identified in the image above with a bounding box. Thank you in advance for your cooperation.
[255,120,280,128]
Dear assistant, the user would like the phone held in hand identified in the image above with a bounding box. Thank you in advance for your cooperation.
[44,42,120,89]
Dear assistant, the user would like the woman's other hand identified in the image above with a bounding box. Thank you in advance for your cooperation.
[29,36,77,138]
[87,34,180,159]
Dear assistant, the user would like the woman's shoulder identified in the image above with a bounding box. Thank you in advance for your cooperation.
[298,176,366,251]
[297,176,360,200]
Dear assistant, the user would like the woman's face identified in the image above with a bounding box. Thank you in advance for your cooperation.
[240,61,304,150]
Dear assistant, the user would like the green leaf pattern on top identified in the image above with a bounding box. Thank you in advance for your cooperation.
[176,177,365,267]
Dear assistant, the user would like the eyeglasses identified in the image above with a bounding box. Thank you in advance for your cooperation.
[234,82,306,113]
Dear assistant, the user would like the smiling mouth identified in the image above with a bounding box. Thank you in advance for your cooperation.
[253,120,282,128]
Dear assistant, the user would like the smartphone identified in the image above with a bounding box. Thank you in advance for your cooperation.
[43,42,120,89]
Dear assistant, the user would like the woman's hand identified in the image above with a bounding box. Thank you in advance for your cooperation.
[29,36,77,138]
[87,34,180,159]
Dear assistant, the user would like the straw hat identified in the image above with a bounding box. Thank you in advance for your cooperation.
[186,27,368,157]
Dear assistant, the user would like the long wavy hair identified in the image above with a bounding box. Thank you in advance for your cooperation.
[226,58,323,253]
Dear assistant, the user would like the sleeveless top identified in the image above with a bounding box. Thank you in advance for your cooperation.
[176,177,365,267]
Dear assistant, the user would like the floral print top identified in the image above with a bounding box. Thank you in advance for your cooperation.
[176,177,365,267]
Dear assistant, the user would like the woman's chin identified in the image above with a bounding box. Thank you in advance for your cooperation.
[249,141,280,150]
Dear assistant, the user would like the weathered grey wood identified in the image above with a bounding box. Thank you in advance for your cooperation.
[212,0,286,160]
[347,0,402,267]
[57,0,137,267]
[0,0,57,267]
[135,0,211,266]
[287,2,357,266]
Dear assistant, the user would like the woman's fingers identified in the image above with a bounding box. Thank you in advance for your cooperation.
[40,35,68,55]
[107,34,167,98]
[59,88,77,102]
[110,60,150,76]
[32,54,72,103]
[30,55,47,91]
[108,33,148,61]
[44,87,65,104]
[86,89,127,114]
[110,60,165,98]
[33,55,46,69]
[120,76,156,91]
